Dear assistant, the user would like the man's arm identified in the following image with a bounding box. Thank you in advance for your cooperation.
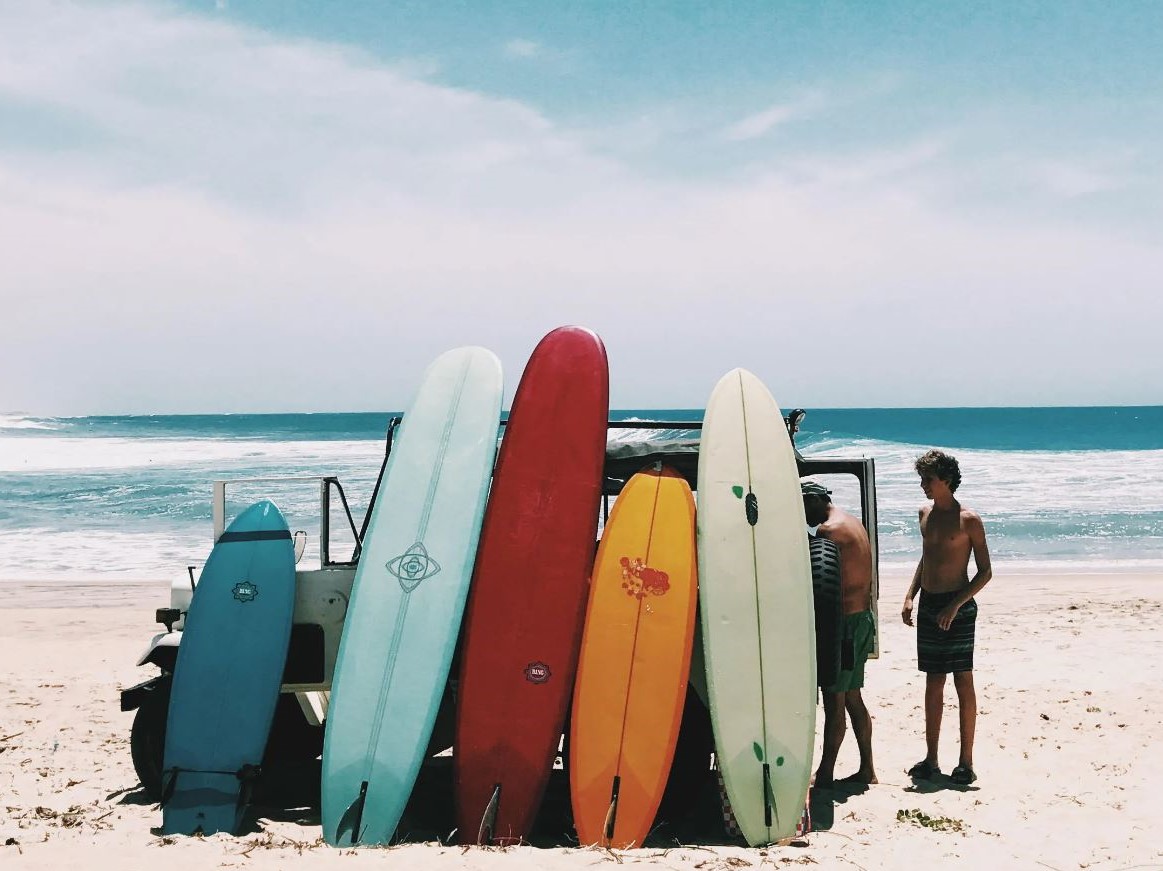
[936,511,993,630]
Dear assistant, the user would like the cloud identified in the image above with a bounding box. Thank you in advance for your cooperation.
[0,2,1160,413]
[503,38,541,59]
[723,104,798,142]
[721,93,823,142]
[1033,159,1125,198]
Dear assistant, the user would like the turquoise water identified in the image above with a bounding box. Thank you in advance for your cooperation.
[2,407,1161,578]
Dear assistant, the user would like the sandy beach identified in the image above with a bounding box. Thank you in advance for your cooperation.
[2,568,1161,870]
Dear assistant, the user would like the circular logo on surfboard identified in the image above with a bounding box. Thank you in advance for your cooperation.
[232,580,258,603]
[524,661,552,684]
[386,542,441,593]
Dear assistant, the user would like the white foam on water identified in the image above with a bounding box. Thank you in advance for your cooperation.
[0,527,204,580]
[0,515,361,581]
[0,413,62,431]
[0,435,385,473]
[4,421,1163,579]
[879,557,1163,575]
[803,439,1163,523]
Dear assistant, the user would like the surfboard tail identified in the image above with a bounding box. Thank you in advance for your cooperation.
[160,769,247,836]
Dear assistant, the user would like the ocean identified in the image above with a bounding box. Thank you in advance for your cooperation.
[1,407,1161,581]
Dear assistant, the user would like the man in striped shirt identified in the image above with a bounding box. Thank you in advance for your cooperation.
[901,449,993,786]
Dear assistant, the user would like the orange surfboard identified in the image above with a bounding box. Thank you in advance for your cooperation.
[569,464,698,848]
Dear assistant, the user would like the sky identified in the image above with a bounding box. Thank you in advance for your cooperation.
[1,0,1161,413]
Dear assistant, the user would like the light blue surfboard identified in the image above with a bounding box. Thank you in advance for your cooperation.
[321,346,503,846]
[161,499,296,835]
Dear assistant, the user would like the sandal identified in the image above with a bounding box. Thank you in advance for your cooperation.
[906,759,941,780]
[950,765,977,785]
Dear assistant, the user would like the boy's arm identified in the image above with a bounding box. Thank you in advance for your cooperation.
[952,511,993,610]
[935,512,993,630]
[902,507,925,625]
[902,557,923,626]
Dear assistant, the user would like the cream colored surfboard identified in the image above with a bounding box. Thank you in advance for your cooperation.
[697,368,815,846]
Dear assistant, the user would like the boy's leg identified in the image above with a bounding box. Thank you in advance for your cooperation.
[952,670,976,768]
[924,672,946,764]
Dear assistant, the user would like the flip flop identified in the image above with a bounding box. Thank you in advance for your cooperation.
[950,765,977,785]
[906,759,941,780]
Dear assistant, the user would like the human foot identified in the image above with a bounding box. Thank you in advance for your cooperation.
[950,764,977,785]
[839,771,878,785]
[906,759,941,780]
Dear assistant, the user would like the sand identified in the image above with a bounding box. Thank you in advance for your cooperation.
[2,568,1161,870]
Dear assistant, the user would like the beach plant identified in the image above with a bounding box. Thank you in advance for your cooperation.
[895,808,965,833]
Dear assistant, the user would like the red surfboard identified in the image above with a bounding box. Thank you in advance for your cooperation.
[454,326,609,845]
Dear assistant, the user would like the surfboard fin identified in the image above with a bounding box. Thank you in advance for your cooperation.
[477,783,501,845]
[335,781,369,847]
[762,763,779,830]
[233,763,261,828]
[159,768,179,808]
[603,775,621,845]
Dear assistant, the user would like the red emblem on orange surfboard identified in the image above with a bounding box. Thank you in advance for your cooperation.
[620,557,670,599]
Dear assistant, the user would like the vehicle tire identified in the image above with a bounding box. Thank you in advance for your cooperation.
[810,536,843,689]
[129,675,171,802]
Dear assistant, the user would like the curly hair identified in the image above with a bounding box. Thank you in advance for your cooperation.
[915,449,961,493]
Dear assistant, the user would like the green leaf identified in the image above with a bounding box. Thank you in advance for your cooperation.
[732,486,744,499]
[752,742,764,761]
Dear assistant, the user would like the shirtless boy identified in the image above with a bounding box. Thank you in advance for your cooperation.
[902,449,993,785]
[802,480,877,787]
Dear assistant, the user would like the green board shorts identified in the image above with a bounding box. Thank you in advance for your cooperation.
[824,609,876,694]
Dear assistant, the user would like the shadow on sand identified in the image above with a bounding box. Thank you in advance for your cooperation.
[807,780,871,832]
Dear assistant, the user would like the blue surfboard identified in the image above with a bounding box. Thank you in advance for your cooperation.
[321,346,503,846]
[161,499,296,835]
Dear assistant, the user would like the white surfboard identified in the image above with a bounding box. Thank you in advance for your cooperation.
[697,368,815,845]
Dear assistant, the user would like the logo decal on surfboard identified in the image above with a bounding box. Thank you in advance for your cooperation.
[524,661,552,684]
[745,492,758,526]
[386,542,441,593]
[619,557,670,599]
[232,580,258,603]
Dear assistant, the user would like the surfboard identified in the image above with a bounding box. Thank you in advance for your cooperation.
[569,464,697,848]
[161,499,296,836]
[321,346,503,847]
[696,368,816,846]
[454,326,608,846]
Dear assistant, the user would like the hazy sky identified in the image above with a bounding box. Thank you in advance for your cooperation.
[2,1,1161,413]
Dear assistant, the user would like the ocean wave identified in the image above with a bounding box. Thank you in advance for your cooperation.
[0,413,63,432]
[4,409,1163,578]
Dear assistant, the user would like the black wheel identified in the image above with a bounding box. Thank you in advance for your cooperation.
[129,676,171,802]
[810,536,843,688]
